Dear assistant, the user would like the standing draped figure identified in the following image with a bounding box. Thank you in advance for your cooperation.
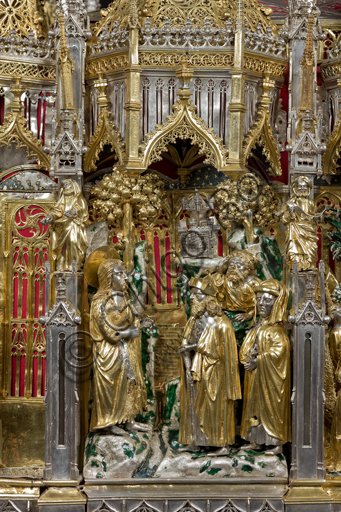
[89,258,152,433]
[179,278,241,454]
[240,279,291,454]
[42,178,88,271]
[281,176,318,271]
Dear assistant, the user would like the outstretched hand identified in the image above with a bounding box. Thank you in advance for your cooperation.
[64,208,77,218]
[41,214,54,225]
[234,312,253,323]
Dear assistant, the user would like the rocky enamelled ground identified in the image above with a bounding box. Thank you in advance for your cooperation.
[83,379,288,480]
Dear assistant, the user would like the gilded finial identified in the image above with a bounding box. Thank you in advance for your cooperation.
[94,73,108,110]
[10,77,23,113]
[176,54,193,89]
[260,70,275,107]
[263,70,275,93]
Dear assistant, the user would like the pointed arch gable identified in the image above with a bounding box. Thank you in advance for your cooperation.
[130,501,162,512]
[213,501,244,512]
[0,111,51,170]
[140,99,228,172]
[93,500,119,512]
[243,107,281,177]
[84,107,125,173]
[173,501,205,512]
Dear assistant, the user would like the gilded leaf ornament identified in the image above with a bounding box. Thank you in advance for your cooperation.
[0,79,51,169]
[84,107,125,173]
[94,0,140,33]
[242,73,281,176]
[140,94,228,172]
[0,0,48,37]
[93,0,275,35]
[216,0,276,32]
[146,0,276,30]
[322,80,341,175]
[146,0,223,28]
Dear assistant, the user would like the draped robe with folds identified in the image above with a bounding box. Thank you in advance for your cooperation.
[282,196,318,271]
[179,316,210,446]
[50,187,88,270]
[329,388,341,472]
[90,291,146,431]
[211,273,261,315]
[326,325,341,471]
[179,314,241,447]
[239,322,291,443]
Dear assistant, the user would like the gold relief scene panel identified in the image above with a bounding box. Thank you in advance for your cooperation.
[80,168,293,480]
[3,0,341,503]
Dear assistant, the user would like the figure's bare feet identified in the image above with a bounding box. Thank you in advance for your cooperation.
[99,425,125,436]
[264,445,283,456]
[242,443,263,450]
[125,421,152,432]
[207,446,229,457]
[177,445,201,453]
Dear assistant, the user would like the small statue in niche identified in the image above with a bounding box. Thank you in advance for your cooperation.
[179,277,241,455]
[211,250,261,325]
[86,253,154,433]
[281,176,320,271]
[239,279,291,455]
[42,178,89,271]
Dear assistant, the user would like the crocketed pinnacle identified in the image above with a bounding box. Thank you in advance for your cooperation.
[301,13,314,68]
[59,12,68,51]
[58,12,74,111]
[236,0,244,30]
[299,13,315,113]
[127,0,139,27]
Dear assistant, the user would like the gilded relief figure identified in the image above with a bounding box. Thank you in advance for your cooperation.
[281,176,319,271]
[326,286,341,472]
[42,178,89,271]
[89,257,154,433]
[212,250,261,324]
[179,278,211,451]
[179,278,241,454]
[240,279,291,454]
